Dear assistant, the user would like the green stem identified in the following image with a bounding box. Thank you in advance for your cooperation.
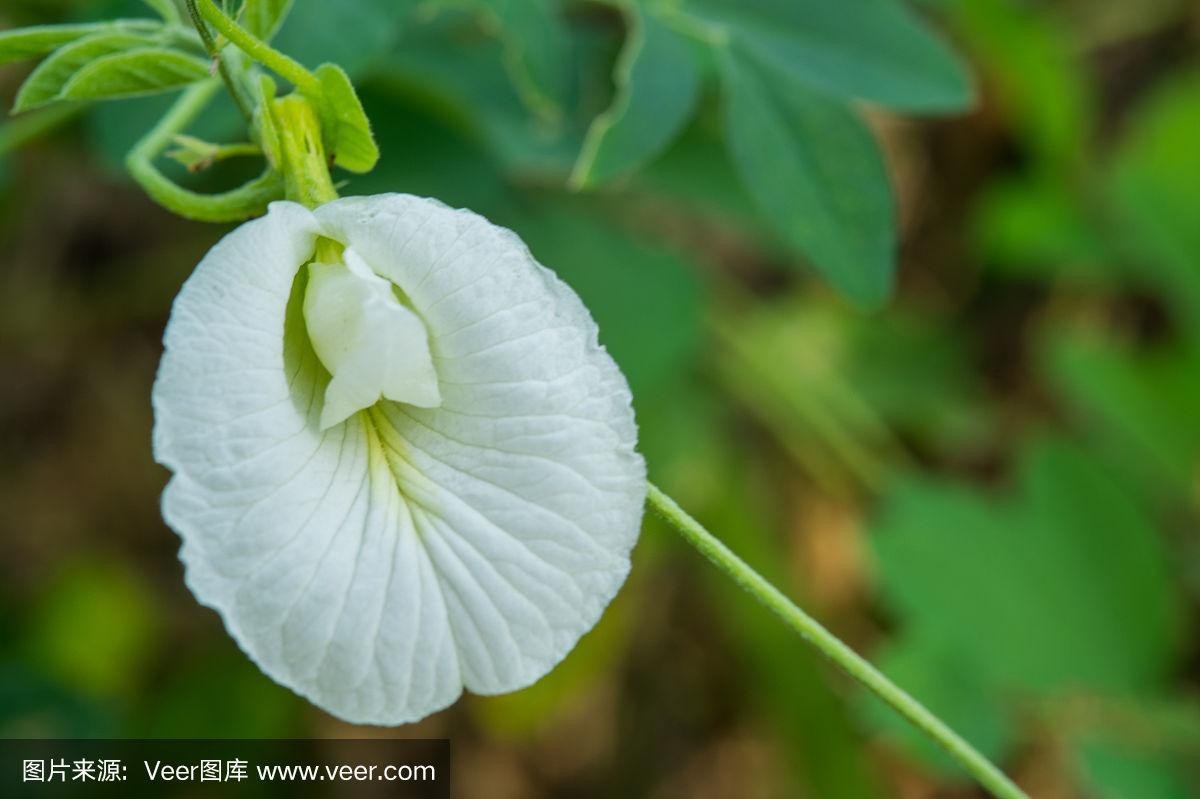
[646,483,1030,799]
[126,79,282,222]
[184,0,253,122]
[192,0,322,97]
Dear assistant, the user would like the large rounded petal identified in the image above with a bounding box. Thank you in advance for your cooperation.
[153,196,646,725]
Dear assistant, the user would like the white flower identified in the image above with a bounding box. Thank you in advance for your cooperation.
[152,195,647,725]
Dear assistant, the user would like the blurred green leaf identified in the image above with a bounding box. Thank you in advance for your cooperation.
[873,440,1182,698]
[572,5,701,188]
[1076,736,1199,799]
[952,0,1093,165]
[457,0,570,120]
[0,23,115,66]
[239,0,294,41]
[140,0,179,24]
[721,49,895,306]
[868,441,1187,779]
[315,62,378,173]
[682,0,972,112]
[25,559,162,699]
[865,637,1013,777]
[1108,72,1200,339]
[629,119,765,232]
[273,0,405,78]
[972,175,1112,282]
[378,15,597,180]
[1045,333,1200,501]
[60,47,210,103]
[14,32,160,112]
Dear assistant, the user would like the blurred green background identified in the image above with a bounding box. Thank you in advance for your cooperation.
[1,0,1198,797]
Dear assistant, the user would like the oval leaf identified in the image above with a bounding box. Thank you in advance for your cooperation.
[60,48,211,104]
[14,33,162,112]
[240,0,295,41]
[684,0,973,113]
[314,62,379,173]
[720,48,895,307]
[0,23,113,66]
[572,6,702,188]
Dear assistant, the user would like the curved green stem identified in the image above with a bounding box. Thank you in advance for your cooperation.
[126,79,283,222]
[184,0,253,122]
[191,0,322,97]
[646,483,1030,799]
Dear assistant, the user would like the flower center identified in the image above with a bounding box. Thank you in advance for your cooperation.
[302,243,441,430]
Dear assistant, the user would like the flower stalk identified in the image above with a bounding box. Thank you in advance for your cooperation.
[646,483,1030,799]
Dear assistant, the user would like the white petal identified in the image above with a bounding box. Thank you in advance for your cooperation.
[304,247,441,430]
[153,195,646,725]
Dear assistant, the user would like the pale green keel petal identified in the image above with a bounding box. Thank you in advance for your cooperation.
[153,195,646,724]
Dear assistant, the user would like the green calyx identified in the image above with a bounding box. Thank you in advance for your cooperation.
[268,93,338,209]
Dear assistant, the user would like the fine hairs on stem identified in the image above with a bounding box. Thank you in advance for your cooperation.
[645,484,1031,799]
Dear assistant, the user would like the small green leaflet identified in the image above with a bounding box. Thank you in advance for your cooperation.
[314,63,379,173]
[240,0,296,41]
[14,33,162,112]
[572,5,701,188]
[0,24,115,66]
[681,0,972,113]
[60,49,211,104]
[720,49,895,307]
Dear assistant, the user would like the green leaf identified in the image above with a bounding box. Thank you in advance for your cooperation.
[274,0,411,79]
[380,16,591,179]
[314,62,379,173]
[682,0,973,112]
[872,440,1183,698]
[1108,73,1200,339]
[142,0,182,24]
[14,33,162,112]
[59,48,211,104]
[720,49,895,306]
[572,5,702,188]
[864,638,1013,778]
[0,23,112,66]
[971,175,1112,281]
[1044,334,1200,501]
[240,0,295,41]
[464,0,571,119]
[952,0,1092,164]
[1077,735,1200,799]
